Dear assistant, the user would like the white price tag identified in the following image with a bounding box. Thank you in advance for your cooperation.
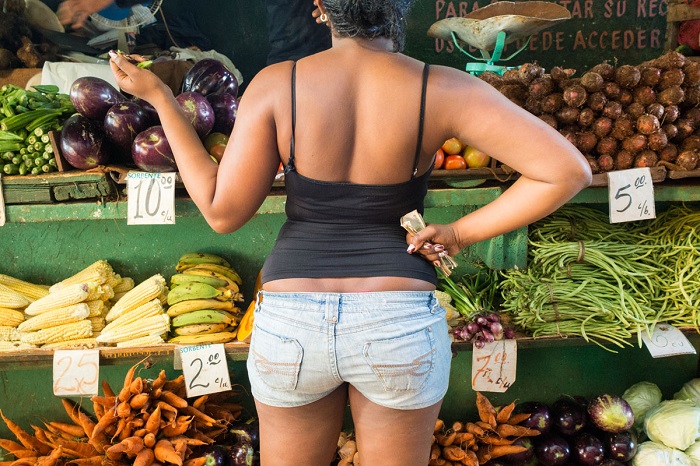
[180,344,231,398]
[471,339,517,393]
[0,174,5,227]
[52,349,100,396]
[642,323,697,358]
[127,171,175,225]
[607,167,656,223]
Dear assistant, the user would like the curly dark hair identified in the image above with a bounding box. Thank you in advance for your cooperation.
[322,0,416,52]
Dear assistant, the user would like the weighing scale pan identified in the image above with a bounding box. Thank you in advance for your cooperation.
[427,1,571,52]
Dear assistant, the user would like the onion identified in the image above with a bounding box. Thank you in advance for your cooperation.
[675,118,695,140]
[550,66,576,82]
[529,76,555,99]
[518,62,545,83]
[619,89,634,106]
[586,155,601,174]
[576,131,598,152]
[677,148,700,170]
[590,62,615,80]
[662,123,679,140]
[657,86,685,106]
[683,61,700,85]
[556,106,580,125]
[539,114,558,129]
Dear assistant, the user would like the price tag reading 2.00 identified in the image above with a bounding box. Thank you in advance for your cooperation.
[472,339,517,393]
[180,344,231,398]
[127,171,175,225]
[607,167,656,224]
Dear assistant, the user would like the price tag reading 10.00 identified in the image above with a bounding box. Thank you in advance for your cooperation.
[472,339,517,393]
[607,167,656,224]
[53,349,100,396]
[180,344,231,398]
[127,171,175,225]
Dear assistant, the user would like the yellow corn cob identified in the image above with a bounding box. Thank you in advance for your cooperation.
[42,338,99,349]
[105,273,123,289]
[0,283,31,309]
[25,283,96,316]
[0,326,21,341]
[0,341,36,352]
[112,277,135,294]
[97,314,170,344]
[0,274,49,301]
[116,334,164,348]
[102,299,163,335]
[0,308,24,327]
[97,284,114,301]
[105,274,166,322]
[85,300,105,317]
[49,260,114,292]
[20,320,92,345]
[18,303,90,332]
[111,291,128,303]
[89,317,105,332]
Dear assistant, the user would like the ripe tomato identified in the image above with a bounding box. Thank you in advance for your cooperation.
[441,137,464,155]
[434,148,445,169]
[444,154,467,170]
[204,132,229,152]
[463,145,491,169]
[209,143,226,163]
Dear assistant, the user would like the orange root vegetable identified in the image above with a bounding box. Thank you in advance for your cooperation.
[132,447,155,466]
[129,378,144,395]
[61,400,96,439]
[496,402,516,424]
[154,440,182,466]
[495,424,541,438]
[191,396,208,411]
[451,421,464,433]
[145,406,161,436]
[130,393,150,410]
[434,419,445,433]
[475,421,494,432]
[102,380,116,398]
[453,432,475,445]
[487,444,529,459]
[47,422,85,439]
[464,423,485,437]
[442,445,467,462]
[107,436,144,456]
[116,402,131,419]
[161,416,194,438]
[43,436,99,458]
[91,396,117,408]
[436,432,457,446]
[338,439,357,461]
[7,449,37,459]
[118,361,141,403]
[464,450,479,466]
[35,446,62,466]
[93,403,105,422]
[155,402,178,417]
[480,435,516,446]
[151,371,167,391]
[182,458,206,466]
[0,439,26,453]
[90,407,117,440]
[180,407,217,427]
[9,457,38,466]
[143,433,156,449]
[162,375,184,393]
[0,411,52,455]
[430,443,441,460]
[506,413,532,425]
[65,456,104,466]
[475,393,497,424]
[158,391,188,409]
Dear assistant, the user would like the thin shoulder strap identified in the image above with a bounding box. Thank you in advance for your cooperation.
[286,62,297,173]
[412,63,430,178]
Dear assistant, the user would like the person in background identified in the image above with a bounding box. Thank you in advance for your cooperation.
[108,0,592,464]
[56,0,143,29]
[262,0,331,64]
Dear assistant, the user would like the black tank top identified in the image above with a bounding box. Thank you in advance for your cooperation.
[261,63,436,285]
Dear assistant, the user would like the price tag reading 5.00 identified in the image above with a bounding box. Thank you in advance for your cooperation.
[53,349,100,396]
[472,339,517,393]
[180,344,231,398]
[127,171,175,225]
[607,167,656,224]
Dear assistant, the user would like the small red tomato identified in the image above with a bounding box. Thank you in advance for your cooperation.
[434,148,445,169]
[209,143,226,162]
[444,154,467,170]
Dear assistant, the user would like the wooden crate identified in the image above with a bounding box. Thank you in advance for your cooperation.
[666,1,700,53]
[1,171,117,205]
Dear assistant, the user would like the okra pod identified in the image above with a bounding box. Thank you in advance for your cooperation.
[3,163,19,175]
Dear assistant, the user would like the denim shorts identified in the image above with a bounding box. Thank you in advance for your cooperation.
[246,290,452,409]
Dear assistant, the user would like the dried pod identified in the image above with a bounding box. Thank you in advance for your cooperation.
[586,92,608,112]
[639,66,662,86]
[646,102,665,120]
[634,150,659,167]
[676,149,699,170]
[597,153,615,172]
[528,76,555,98]
[663,105,680,123]
[541,93,564,114]
[576,131,598,152]
[585,155,601,174]
[614,149,635,170]
[619,89,634,106]
[550,66,577,82]
[602,101,623,119]
[612,115,635,140]
[633,86,656,106]
[555,106,580,125]
[657,86,685,106]
[622,133,648,153]
[592,117,613,138]
[637,114,661,135]
[596,136,618,155]
[563,84,588,107]
[539,113,558,129]
[518,62,545,83]
[659,143,679,162]
[647,129,668,151]
[662,123,679,140]
[603,81,622,100]
[615,65,641,88]
[578,107,596,127]
[659,68,685,90]
[590,62,615,81]
[580,71,604,92]
[626,102,646,119]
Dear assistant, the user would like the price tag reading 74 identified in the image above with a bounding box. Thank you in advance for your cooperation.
[607,167,656,224]
[127,171,176,225]
[472,339,517,393]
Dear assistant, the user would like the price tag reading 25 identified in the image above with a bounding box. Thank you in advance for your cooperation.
[472,339,517,393]
[180,344,231,398]
[53,349,100,396]
[127,171,175,225]
[607,167,656,224]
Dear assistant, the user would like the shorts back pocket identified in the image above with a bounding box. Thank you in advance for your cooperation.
[250,325,303,391]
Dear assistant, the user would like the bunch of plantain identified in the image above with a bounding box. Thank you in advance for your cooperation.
[167,253,244,344]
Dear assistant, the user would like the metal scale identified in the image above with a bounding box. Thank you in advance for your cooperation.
[427,1,571,76]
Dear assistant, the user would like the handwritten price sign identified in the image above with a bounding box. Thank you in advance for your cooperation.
[127,171,175,225]
[53,350,100,396]
[607,168,656,223]
[180,344,231,398]
[642,323,697,358]
[472,339,517,393]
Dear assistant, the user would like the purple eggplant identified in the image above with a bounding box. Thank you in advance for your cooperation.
[605,429,638,462]
[514,401,552,434]
[206,93,238,135]
[181,58,239,97]
[552,396,587,436]
[228,419,259,450]
[536,433,571,466]
[131,126,177,172]
[60,113,112,169]
[587,394,634,433]
[69,76,124,120]
[131,97,160,126]
[104,101,151,159]
[571,432,605,465]
[176,91,215,138]
[228,442,258,466]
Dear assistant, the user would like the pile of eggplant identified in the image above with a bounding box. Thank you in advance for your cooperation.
[196,418,260,466]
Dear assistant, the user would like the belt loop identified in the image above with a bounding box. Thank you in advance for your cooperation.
[325,294,339,324]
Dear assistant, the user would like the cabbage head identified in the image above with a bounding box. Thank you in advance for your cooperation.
[631,441,694,466]
[644,400,700,451]
[623,381,663,430]
[685,441,700,465]
[675,378,700,406]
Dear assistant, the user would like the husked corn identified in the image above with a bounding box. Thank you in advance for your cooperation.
[89,317,105,332]
[97,314,169,344]
[0,274,49,301]
[102,299,163,334]
[49,260,114,292]
[0,308,24,327]
[20,320,92,345]
[105,273,123,289]
[105,274,166,322]
[0,326,21,341]
[18,303,90,332]
[0,341,36,352]
[42,338,99,349]
[85,300,105,317]
[0,283,30,309]
[116,334,164,348]
[97,284,114,301]
[25,282,96,316]
[112,277,135,294]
